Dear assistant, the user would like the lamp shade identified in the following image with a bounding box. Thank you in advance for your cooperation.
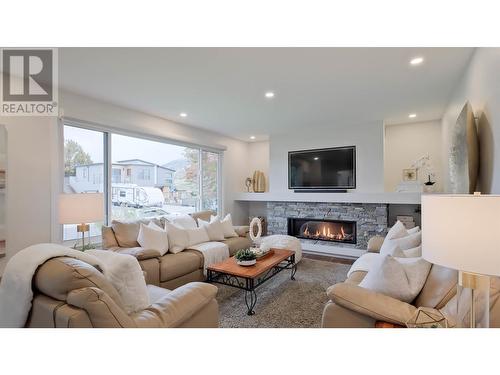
[422,194,500,277]
[59,193,104,224]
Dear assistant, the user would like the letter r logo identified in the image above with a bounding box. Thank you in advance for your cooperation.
[2,49,53,102]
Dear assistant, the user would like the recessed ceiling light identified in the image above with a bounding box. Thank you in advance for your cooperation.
[410,57,424,66]
[250,136,256,140]
[314,157,319,160]
[180,112,187,117]
[409,113,417,118]
[265,91,275,98]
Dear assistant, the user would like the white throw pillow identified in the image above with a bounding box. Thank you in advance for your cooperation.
[402,245,422,258]
[407,226,420,234]
[198,218,225,241]
[359,255,432,302]
[211,214,238,238]
[380,231,421,256]
[137,222,169,256]
[386,220,409,240]
[170,214,198,229]
[186,227,210,246]
[164,222,189,253]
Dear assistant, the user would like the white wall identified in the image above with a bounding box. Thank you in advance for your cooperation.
[268,121,385,193]
[384,120,443,192]
[441,48,500,193]
[247,141,270,191]
[0,116,58,270]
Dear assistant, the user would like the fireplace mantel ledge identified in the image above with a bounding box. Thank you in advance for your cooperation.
[233,192,422,205]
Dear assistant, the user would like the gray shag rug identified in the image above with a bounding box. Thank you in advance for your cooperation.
[216,258,350,328]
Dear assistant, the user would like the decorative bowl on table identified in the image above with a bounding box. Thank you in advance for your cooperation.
[235,249,257,267]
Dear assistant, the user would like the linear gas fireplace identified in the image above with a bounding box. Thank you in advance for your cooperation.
[287,217,357,244]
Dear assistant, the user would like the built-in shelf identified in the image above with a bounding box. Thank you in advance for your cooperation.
[233,192,422,205]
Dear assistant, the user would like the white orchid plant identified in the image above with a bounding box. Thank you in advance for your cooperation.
[411,154,436,183]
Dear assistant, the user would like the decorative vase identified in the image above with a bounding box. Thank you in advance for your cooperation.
[237,259,256,266]
[252,170,266,192]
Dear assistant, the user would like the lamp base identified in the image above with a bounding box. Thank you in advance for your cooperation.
[457,271,490,328]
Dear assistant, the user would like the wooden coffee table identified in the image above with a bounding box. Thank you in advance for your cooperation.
[207,248,297,315]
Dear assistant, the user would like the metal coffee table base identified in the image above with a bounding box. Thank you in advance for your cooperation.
[207,254,297,315]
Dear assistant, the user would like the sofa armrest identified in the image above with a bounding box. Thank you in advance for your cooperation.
[141,282,218,327]
[67,287,135,328]
[111,247,161,261]
[233,225,250,237]
[367,235,385,253]
[327,283,416,326]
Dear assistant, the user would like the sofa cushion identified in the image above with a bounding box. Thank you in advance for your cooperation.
[380,231,421,256]
[198,218,225,241]
[164,222,189,253]
[102,226,119,249]
[111,220,141,248]
[414,264,458,309]
[137,223,169,255]
[359,255,432,303]
[222,236,252,256]
[169,214,198,230]
[186,227,210,246]
[160,250,203,282]
[211,214,238,238]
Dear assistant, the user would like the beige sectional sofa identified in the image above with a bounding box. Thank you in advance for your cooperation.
[26,256,219,328]
[101,210,252,290]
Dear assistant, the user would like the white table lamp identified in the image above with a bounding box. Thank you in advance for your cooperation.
[422,193,500,327]
[59,193,104,249]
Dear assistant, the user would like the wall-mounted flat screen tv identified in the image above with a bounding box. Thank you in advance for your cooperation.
[288,146,356,190]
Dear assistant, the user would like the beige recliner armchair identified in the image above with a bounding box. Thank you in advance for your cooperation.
[322,235,458,328]
[26,256,219,328]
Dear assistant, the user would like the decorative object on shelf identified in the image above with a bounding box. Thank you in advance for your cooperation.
[59,193,104,251]
[249,217,262,246]
[235,248,257,266]
[245,177,253,192]
[449,101,479,193]
[406,307,448,328]
[422,193,500,328]
[252,170,266,192]
[411,154,437,193]
[402,168,417,181]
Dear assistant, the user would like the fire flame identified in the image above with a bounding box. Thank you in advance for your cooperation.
[303,223,351,241]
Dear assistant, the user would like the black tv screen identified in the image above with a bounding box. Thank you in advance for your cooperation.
[288,146,356,190]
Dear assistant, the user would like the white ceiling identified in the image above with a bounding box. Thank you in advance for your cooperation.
[59,48,474,141]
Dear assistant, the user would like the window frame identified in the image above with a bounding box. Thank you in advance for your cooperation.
[61,118,223,233]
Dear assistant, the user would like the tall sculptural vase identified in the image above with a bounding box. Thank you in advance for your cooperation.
[449,102,479,193]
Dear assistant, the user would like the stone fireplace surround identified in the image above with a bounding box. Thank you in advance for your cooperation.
[266,201,388,252]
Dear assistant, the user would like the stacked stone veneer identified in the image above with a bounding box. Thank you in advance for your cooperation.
[266,202,388,250]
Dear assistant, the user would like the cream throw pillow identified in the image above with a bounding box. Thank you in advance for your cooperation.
[198,218,225,241]
[385,244,422,258]
[170,214,198,229]
[164,222,189,253]
[210,214,238,238]
[359,255,432,302]
[186,227,210,246]
[380,231,421,256]
[407,226,420,234]
[137,222,169,255]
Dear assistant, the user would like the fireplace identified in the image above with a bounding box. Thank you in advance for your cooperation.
[287,217,357,244]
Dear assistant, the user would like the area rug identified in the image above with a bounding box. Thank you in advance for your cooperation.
[216,258,350,328]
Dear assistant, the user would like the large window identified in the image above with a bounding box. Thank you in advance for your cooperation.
[63,123,221,235]
[63,125,106,240]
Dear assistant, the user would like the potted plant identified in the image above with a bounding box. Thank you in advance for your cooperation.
[235,248,257,266]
